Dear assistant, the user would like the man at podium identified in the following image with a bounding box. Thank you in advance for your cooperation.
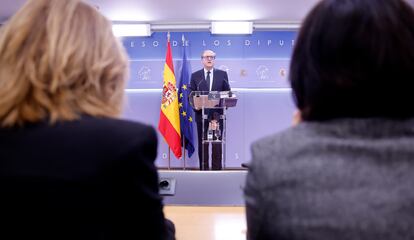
[189,50,231,170]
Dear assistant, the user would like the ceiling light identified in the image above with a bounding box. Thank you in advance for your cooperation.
[112,24,151,37]
[211,21,253,34]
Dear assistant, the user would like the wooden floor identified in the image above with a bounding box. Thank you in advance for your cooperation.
[164,206,247,240]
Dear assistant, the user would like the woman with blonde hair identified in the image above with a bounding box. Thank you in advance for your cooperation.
[0,0,173,239]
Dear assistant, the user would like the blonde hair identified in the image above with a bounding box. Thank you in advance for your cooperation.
[0,0,129,127]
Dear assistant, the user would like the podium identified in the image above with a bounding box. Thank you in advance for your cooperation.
[189,91,238,169]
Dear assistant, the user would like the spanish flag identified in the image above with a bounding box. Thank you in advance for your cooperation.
[158,36,182,159]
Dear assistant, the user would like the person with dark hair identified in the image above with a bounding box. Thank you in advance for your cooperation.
[245,0,414,239]
[0,0,174,239]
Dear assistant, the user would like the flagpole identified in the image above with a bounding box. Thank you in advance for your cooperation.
[181,33,187,171]
[182,138,186,170]
[167,32,171,171]
[168,148,171,170]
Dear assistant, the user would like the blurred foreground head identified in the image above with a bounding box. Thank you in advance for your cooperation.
[0,0,128,127]
[290,0,414,121]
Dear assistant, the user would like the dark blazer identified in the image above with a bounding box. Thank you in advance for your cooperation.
[189,68,231,122]
[245,119,414,240]
[0,116,169,240]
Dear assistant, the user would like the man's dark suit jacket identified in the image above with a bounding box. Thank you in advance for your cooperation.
[189,68,231,122]
[0,116,169,240]
[245,119,414,240]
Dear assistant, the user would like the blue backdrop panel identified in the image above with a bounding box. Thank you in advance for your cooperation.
[121,31,297,168]
[122,31,295,59]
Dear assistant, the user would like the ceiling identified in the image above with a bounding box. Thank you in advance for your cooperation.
[2,0,414,28]
[0,0,321,24]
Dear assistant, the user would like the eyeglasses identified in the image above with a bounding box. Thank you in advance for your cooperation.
[202,56,216,60]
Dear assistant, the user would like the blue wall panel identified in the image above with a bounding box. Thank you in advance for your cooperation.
[121,31,297,168]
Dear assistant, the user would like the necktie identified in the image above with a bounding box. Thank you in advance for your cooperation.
[206,71,211,91]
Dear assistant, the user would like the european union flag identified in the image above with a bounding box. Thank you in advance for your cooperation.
[178,36,195,158]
